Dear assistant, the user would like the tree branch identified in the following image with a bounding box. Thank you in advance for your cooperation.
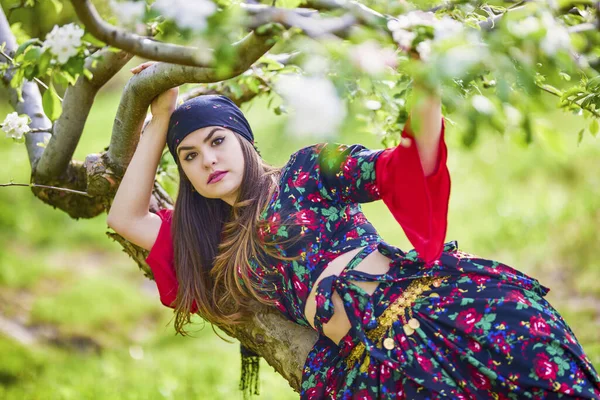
[35,48,133,182]
[69,0,218,67]
[107,31,277,173]
[247,8,357,38]
[0,6,52,169]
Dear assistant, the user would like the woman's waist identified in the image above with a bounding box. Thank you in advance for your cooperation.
[304,243,394,344]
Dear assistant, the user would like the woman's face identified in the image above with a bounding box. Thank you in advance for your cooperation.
[176,126,245,205]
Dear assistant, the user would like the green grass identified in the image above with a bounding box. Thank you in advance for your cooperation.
[0,77,599,398]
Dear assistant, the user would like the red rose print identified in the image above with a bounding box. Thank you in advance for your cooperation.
[529,315,551,337]
[294,210,319,230]
[534,353,558,380]
[380,364,392,381]
[505,290,531,306]
[456,308,483,334]
[294,171,310,187]
[315,293,326,308]
[468,365,491,390]
[307,192,324,203]
[467,272,490,285]
[354,389,371,400]
[346,230,359,240]
[292,275,308,299]
[341,157,358,178]
[365,182,379,198]
[415,354,433,372]
[558,382,574,395]
[468,338,482,352]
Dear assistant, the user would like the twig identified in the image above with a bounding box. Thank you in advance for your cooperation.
[568,22,598,33]
[0,48,59,99]
[0,182,93,197]
[537,84,600,119]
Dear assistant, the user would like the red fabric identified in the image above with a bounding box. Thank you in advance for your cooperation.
[145,208,179,308]
[145,209,199,312]
[375,117,450,264]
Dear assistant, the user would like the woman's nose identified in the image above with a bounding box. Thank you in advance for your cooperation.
[203,151,217,169]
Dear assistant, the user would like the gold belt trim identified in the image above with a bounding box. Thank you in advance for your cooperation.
[346,276,449,372]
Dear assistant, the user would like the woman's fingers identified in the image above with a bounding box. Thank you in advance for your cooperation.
[130,61,157,74]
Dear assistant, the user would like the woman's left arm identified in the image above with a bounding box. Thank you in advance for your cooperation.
[374,86,450,264]
[409,89,443,177]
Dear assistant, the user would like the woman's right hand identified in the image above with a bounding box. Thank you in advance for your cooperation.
[131,61,179,119]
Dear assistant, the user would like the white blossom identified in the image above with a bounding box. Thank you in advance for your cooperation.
[302,55,330,76]
[508,16,541,38]
[434,16,464,41]
[392,29,416,50]
[388,11,465,57]
[416,40,432,62]
[364,100,382,110]
[152,0,217,31]
[276,75,346,137]
[350,41,397,75]
[540,13,572,55]
[503,104,523,125]
[110,1,146,27]
[2,112,31,140]
[472,95,495,114]
[438,44,486,77]
[387,10,435,31]
[42,23,84,64]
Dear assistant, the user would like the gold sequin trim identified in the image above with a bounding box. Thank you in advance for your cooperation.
[346,276,449,370]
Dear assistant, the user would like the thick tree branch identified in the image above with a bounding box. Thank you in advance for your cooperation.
[107,31,277,173]
[70,0,216,67]
[35,49,133,182]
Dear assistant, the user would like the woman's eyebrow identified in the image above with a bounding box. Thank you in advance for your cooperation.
[203,127,224,143]
[177,128,224,156]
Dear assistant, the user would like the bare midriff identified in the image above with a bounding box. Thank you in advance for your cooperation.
[304,247,393,345]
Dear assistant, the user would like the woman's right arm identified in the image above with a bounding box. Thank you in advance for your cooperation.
[107,64,178,252]
[106,116,170,251]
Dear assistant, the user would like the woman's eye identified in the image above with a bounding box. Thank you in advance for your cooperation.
[184,152,197,161]
[212,137,224,146]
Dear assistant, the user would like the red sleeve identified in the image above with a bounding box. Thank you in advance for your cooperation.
[145,208,180,309]
[375,117,450,264]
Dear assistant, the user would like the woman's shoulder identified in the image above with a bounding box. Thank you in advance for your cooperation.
[284,142,380,172]
[280,144,323,174]
[283,142,350,168]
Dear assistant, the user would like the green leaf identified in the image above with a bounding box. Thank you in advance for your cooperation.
[590,119,599,137]
[23,46,41,63]
[42,83,63,121]
[64,56,85,77]
[38,51,53,76]
[10,67,24,89]
[82,32,106,48]
[15,38,40,58]
[577,128,584,145]
[559,72,571,81]
[49,0,63,14]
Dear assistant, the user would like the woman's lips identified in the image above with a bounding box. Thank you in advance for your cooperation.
[208,171,227,184]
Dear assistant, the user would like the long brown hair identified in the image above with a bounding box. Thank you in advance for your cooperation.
[171,134,282,334]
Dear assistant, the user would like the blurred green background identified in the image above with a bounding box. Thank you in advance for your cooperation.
[1,56,599,399]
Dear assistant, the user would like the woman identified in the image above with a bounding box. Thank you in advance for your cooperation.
[107,62,600,399]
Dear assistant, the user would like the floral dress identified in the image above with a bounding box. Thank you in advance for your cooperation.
[145,120,600,399]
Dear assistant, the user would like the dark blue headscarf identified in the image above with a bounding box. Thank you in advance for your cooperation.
[166,95,255,161]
